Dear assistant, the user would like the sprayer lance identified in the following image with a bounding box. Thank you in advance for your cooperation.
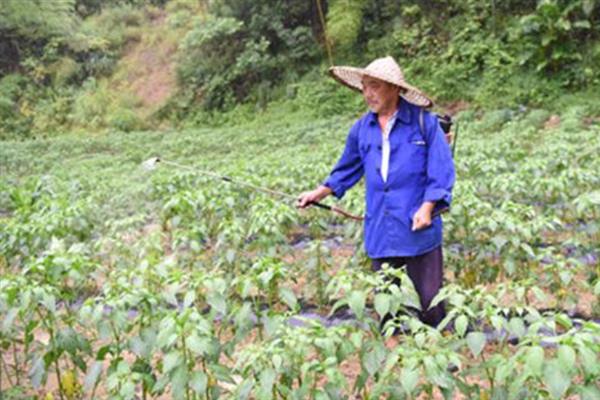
[142,157,364,221]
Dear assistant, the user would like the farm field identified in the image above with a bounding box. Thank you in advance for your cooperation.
[1,103,599,399]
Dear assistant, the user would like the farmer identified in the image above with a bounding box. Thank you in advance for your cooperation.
[297,56,455,328]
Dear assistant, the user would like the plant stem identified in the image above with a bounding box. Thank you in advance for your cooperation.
[2,354,16,386]
[202,360,209,400]
[36,309,65,400]
[12,342,20,386]
[90,377,100,400]
[109,320,123,394]
[48,327,66,400]
[181,334,191,400]
[55,359,66,400]
[479,352,494,394]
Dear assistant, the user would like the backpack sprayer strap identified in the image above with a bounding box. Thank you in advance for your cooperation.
[417,109,455,218]
[418,108,454,143]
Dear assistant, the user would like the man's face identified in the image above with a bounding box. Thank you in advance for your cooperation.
[361,76,401,114]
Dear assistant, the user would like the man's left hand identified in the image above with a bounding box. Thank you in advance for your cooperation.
[412,201,435,231]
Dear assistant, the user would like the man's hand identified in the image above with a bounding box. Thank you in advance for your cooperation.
[445,131,454,145]
[412,201,435,231]
[296,185,332,208]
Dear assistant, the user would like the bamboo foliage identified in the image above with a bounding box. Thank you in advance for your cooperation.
[326,0,368,51]
[0,0,78,39]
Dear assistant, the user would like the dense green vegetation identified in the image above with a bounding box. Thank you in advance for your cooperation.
[2,97,600,397]
[1,0,600,139]
[1,0,600,399]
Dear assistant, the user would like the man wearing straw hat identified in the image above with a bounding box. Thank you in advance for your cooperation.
[297,56,455,328]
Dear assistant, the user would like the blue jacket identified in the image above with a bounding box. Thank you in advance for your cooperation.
[323,98,455,258]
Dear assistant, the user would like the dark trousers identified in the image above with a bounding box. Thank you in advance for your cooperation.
[371,245,446,327]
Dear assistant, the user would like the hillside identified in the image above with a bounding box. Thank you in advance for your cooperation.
[2,0,600,139]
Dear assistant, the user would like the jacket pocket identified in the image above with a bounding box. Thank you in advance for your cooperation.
[403,134,427,173]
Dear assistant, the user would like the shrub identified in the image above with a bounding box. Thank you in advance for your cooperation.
[293,72,364,118]
[107,108,144,132]
[49,56,81,86]
[71,78,144,132]
[82,4,146,51]
[522,109,551,130]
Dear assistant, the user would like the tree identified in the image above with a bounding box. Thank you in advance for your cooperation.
[0,0,78,73]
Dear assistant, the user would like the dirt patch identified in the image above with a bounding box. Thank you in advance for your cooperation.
[126,46,177,110]
[583,116,600,127]
[111,10,178,114]
[544,115,561,130]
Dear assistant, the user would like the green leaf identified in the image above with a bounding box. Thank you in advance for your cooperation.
[41,293,56,313]
[186,333,210,356]
[272,354,283,371]
[466,332,486,357]
[543,360,570,399]
[491,315,505,332]
[509,317,526,338]
[163,351,182,374]
[455,315,468,337]
[84,361,103,392]
[170,366,188,399]
[156,318,177,348]
[574,20,591,29]
[363,348,385,376]
[578,346,599,377]
[226,248,236,264]
[207,292,227,315]
[525,346,544,376]
[580,385,600,400]
[374,293,391,318]
[557,345,576,372]
[234,302,253,332]
[163,284,179,307]
[494,360,513,385]
[559,270,572,285]
[183,290,196,308]
[531,286,547,302]
[1,308,18,333]
[29,356,45,389]
[348,290,366,319]
[279,287,297,310]
[190,371,208,394]
[491,235,507,251]
[582,0,595,16]
[520,243,535,258]
[424,356,450,388]
[414,333,425,348]
[120,381,136,399]
[236,378,254,399]
[555,313,572,329]
[259,368,277,400]
[400,367,419,394]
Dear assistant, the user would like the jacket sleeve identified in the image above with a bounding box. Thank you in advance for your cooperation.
[422,111,455,212]
[322,122,364,199]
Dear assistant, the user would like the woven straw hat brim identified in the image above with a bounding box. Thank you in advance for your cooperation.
[329,66,433,108]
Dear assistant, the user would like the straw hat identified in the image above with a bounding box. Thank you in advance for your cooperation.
[329,56,433,108]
